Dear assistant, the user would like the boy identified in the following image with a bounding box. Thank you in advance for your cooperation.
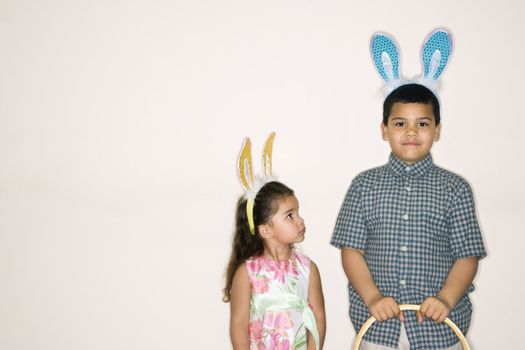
[332,29,488,350]
[332,29,487,349]
[331,82,486,349]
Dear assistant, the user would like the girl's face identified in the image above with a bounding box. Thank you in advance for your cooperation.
[263,195,306,245]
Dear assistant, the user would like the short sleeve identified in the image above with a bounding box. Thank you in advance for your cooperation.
[330,175,369,250]
[448,182,487,260]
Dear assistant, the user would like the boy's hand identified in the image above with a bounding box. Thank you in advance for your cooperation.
[417,296,451,324]
[368,295,404,322]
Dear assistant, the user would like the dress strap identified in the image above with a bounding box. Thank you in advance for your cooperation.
[251,293,320,350]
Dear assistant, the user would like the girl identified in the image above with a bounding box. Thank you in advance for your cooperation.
[223,134,325,350]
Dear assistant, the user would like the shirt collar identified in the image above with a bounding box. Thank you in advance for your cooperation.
[387,153,434,178]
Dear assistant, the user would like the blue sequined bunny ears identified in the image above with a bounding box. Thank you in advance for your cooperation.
[370,28,453,97]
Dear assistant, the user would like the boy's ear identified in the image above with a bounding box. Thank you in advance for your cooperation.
[434,123,441,141]
[381,122,389,141]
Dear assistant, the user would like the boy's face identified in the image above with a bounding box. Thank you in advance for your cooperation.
[382,102,441,164]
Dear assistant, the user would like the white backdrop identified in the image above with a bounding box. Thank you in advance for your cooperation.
[1,0,523,349]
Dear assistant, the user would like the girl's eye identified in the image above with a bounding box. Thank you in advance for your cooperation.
[419,122,429,127]
[286,213,294,219]
[395,122,404,127]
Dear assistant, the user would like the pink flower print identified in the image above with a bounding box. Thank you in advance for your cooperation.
[249,319,264,344]
[263,311,294,338]
[251,276,270,294]
[262,333,290,350]
[267,259,299,284]
[294,251,310,269]
[246,258,262,274]
[268,262,287,284]
[288,259,299,277]
[274,338,290,350]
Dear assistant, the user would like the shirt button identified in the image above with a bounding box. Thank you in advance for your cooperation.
[399,279,406,286]
[400,245,408,252]
[405,166,411,172]
[406,186,411,192]
[402,214,409,220]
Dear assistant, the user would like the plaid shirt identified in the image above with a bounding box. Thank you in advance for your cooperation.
[331,153,486,350]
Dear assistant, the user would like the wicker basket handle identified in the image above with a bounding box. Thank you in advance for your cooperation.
[351,304,470,350]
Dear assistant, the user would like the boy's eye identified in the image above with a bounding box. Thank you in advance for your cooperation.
[419,122,429,127]
[394,122,404,127]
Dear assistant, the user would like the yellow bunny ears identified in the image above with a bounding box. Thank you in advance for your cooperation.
[237,132,277,234]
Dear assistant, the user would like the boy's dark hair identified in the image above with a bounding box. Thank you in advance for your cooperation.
[383,83,440,125]
[223,181,294,302]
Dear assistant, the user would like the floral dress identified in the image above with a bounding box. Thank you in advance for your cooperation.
[246,249,319,350]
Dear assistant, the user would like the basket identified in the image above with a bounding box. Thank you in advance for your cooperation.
[351,304,470,350]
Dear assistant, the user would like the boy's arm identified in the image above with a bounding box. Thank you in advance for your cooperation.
[419,181,485,324]
[229,263,251,350]
[307,260,326,350]
[341,247,404,322]
[418,256,479,323]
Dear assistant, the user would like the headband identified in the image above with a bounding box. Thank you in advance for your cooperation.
[237,132,277,234]
[371,28,453,97]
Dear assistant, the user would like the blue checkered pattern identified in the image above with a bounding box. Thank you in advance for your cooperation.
[331,154,486,350]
